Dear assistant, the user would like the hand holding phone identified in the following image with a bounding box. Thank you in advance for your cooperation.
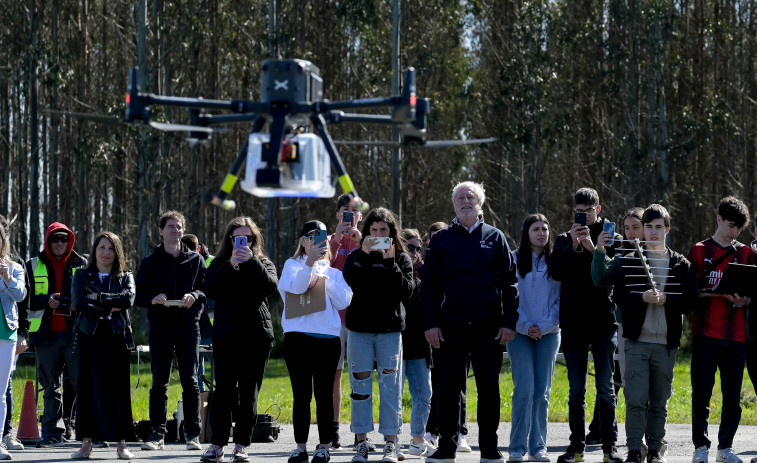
[603,222,616,246]
[313,229,328,248]
[341,211,354,234]
[370,237,392,250]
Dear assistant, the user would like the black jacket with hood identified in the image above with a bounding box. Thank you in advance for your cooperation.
[20,223,87,347]
[135,243,206,326]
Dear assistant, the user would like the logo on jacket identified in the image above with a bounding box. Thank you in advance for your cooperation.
[480,240,493,249]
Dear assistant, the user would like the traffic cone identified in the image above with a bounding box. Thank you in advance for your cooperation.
[17,381,40,440]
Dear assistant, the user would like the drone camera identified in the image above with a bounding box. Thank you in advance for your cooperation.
[261,59,323,105]
[125,67,149,123]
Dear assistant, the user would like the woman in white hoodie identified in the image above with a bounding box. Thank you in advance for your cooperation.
[279,220,353,463]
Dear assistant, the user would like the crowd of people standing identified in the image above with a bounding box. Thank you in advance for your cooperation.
[0,182,755,463]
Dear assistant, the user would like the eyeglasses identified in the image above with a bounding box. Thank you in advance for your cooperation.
[574,206,597,213]
[407,244,422,253]
[50,236,69,244]
[230,234,254,242]
[455,194,478,203]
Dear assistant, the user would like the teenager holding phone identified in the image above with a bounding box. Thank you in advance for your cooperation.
[201,217,278,463]
[343,207,414,463]
[279,220,353,463]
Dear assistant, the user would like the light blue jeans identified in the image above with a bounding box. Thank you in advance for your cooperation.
[347,330,403,436]
[507,332,560,455]
[402,358,432,437]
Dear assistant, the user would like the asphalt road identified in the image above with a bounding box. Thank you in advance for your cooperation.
[10,423,757,462]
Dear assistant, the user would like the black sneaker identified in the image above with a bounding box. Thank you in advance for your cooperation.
[36,436,66,448]
[288,448,309,463]
[604,447,624,463]
[626,450,642,463]
[331,431,341,449]
[312,447,331,463]
[425,447,457,463]
[558,448,585,463]
[647,450,666,463]
[586,432,602,446]
[480,448,505,463]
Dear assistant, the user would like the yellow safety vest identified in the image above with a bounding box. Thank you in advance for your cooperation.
[29,258,80,333]
[28,258,47,333]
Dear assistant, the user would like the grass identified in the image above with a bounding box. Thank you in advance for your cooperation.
[9,353,756,427]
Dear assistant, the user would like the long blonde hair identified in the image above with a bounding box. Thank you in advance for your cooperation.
[0,217,16,266]
[292,236,332,261]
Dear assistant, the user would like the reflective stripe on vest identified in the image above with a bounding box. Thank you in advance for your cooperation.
[29,258,47,332]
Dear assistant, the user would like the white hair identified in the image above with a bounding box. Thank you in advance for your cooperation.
[452,181,486,206]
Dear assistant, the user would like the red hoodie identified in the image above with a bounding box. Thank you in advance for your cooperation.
[44,223,76,333]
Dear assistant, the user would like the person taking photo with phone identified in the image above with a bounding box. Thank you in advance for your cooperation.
[343,207,414,463]
[549,187,622,463]
[279,220,353,463]
[200,217,278,463]
[327,194,364,449]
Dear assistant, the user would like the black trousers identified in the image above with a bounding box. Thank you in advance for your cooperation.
[210,334,272,446]
[148,321,201,438]
[691,335,746,450]
[435,320,502,454]
[284,332,341,445]
[426,348,468,436]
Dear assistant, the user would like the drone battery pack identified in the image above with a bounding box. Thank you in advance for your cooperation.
[241,133,335,198]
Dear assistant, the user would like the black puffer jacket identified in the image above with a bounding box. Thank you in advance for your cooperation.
[71,268,135,345]
[203,255,278,341]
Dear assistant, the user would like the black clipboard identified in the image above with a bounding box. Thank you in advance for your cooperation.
[714,263,757,297]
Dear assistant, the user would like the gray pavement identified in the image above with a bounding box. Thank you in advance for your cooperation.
[8,423,757,462]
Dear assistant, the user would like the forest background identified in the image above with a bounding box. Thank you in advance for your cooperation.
[1,0,757,350]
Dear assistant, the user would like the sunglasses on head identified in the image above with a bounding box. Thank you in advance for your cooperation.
[50,236,69,244]
[407,244,422,253]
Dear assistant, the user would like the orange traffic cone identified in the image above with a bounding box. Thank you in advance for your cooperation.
[17,381,40,440]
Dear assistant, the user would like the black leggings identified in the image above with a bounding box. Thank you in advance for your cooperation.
[284,332,341,445]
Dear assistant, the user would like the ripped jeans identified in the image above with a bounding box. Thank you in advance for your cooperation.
[347,330,403,436]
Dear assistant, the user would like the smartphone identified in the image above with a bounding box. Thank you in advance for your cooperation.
[603,222,616,246]
[163,300,184,307]
[234,235,248,249]
[313,229,328,248]
[370,237,392,250]
[574,212,587,226]
[341,211,354,234]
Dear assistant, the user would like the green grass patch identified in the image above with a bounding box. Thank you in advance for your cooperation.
[10,354,755,427]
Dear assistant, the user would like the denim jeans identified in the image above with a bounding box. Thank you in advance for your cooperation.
[623,341,677,451]
[691,335,746,450]
[347,330,403,436]
[402,358,432,437]
[562,326,618,451]
[507,332,560,455]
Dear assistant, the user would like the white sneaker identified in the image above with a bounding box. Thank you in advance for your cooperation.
[457,435,472,453]
[408,440,429,456]
[382,441,399,463]
[0,446,10,461]
[425,432,439,448]
[693,446,709,463]
[2,434,23,451]
[530,449,551,462]
[186,436,202,450]
[510,451,525,461]
[716,448,743,463]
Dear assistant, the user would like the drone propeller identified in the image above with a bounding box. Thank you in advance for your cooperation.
[333,137,498,148]
[148,121,216,133]
[42,108,122,125]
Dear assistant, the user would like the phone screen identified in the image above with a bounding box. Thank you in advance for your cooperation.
[574,212,587,226]
[603,222,615,245]
[234,235,248,249]
[370,237,392,250]
[314,229,328,247]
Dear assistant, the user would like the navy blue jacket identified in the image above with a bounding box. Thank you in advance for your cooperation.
[421,219,519,330]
